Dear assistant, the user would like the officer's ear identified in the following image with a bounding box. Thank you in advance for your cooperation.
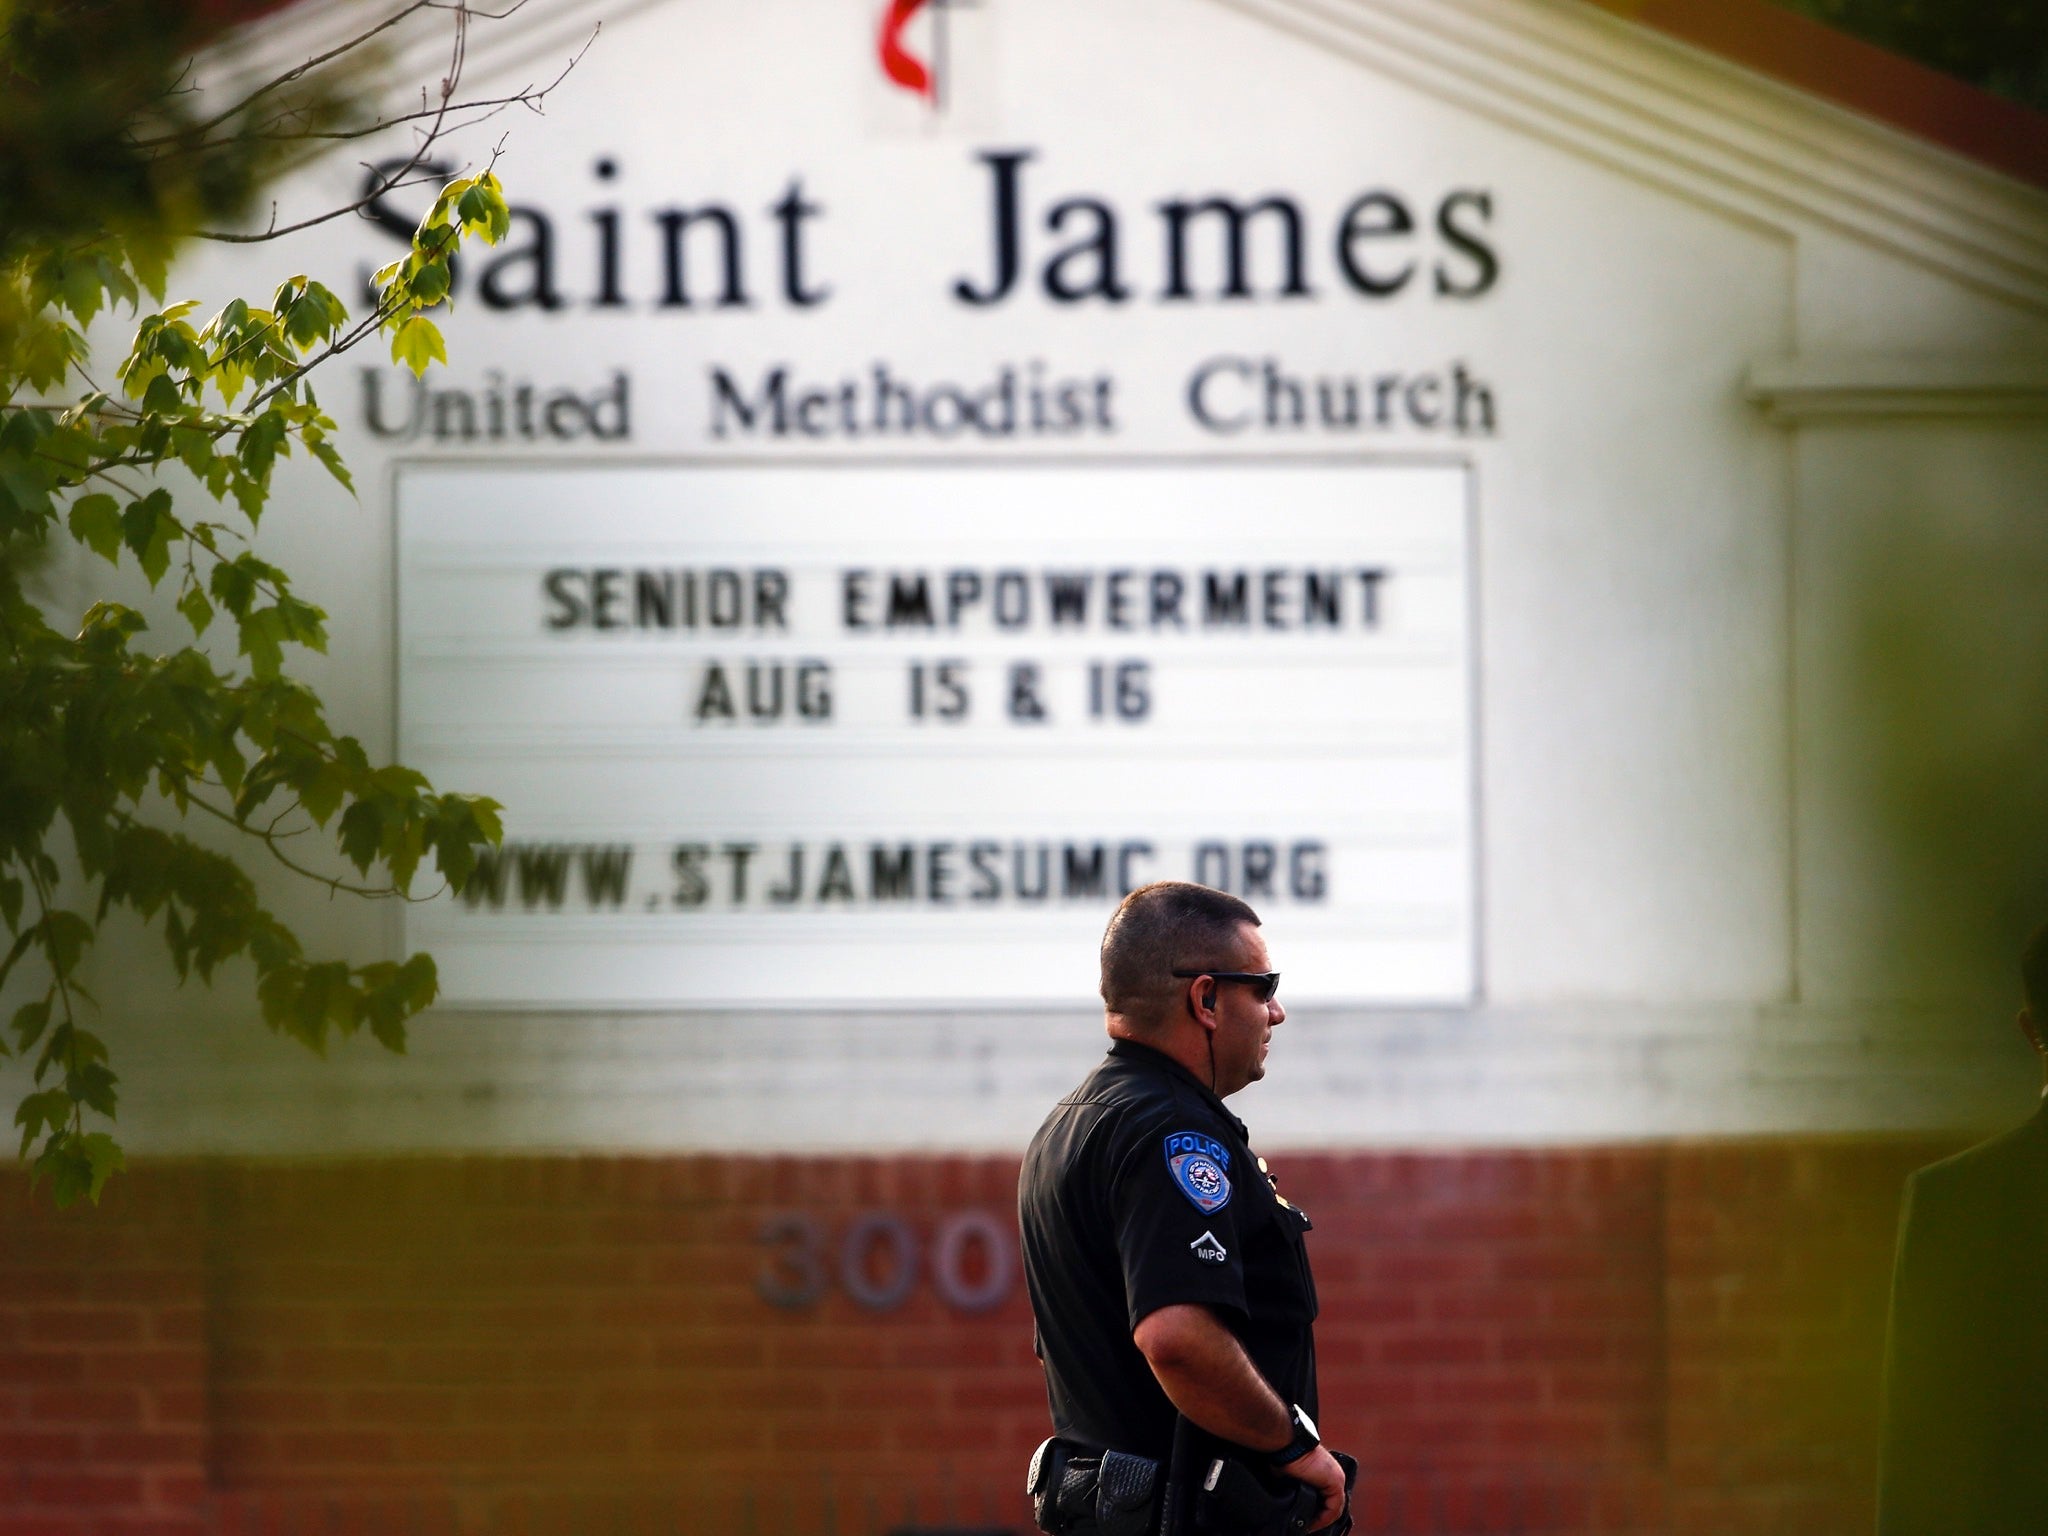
[1187,979,1219,1031]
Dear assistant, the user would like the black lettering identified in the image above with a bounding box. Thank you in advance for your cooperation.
[515,845,572,907]
[1291,842,1328,901]
[1203,572,1250,627]
[945,570,984,627]
[671,843,710,907]
[1303,571,1340,628]
[1406,376,1443,427]
[1335,191,1415,296]
[1042,197,1129,303]
[745,661,783,720]
[1356,568,1387,627]
[1187,356,1252,433]
[1434,191,1499,298]
[694,662,736,721]
[543,392,586,438]
[710,365,787,438]
[1241,842,1276,899]
[543,569,585,629]
[1105,571,1135,630]
[870,845,916,900]
[766,846,803,904]
[591,185,625,309]
[755,571,790,630]
[955,149,1033,306]
[707,570,743,628]
[360,368,422,441]
[593,569,623,630]
[1150,571,1186,628]
[478,208,565,311]
[430,390,477,441]
[887,574,935,628]
[579,845,632,907]
[993,571,1030,628]
[1046,574,1091,627]
[1062,844,1108,898]
[654,205,748,308]
[634,570,674,629]
[842,570,872,630]
[722,843,757,903]
[1015,844,1050,902]
[1008,662,1048,722]
[1454,363,1496,435]
[926,843,957,904]
[818,846,855,903]
[795,661,832,720]
[1159,196,1311,301]
[772,179,831,307]
[968,842,1002,902]
[1261,569,1289,629]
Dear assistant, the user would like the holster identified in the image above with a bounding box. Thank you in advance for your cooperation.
[1026,1437,1162,1536]
[1194,1449,1358,1536]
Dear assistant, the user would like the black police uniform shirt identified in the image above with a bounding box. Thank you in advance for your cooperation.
[1019,1037,1319,1460]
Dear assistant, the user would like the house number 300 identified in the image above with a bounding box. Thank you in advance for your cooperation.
[755,1212,1016,1314]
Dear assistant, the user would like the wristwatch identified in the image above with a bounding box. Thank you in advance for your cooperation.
[1265,1404,1320,1467]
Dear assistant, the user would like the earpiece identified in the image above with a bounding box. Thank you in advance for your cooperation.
[1205,988,1218,1014]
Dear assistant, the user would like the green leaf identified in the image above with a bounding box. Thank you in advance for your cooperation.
[79,1134,125,1204]
[141,372,184,416]
[40,911,92,975]
[14,1088,68,1159]
[237,606,286,680]
[10,1000,52,1055]
[240,409,288,480]
[210,556,257,618]
[389,316,446,378]
[305,432,355,494]
[121,488,175,587]
[409,260,450,307]
[66,494,122,563]
[177,584,214,637]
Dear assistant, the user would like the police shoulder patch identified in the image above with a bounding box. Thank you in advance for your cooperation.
[1163,1130,1233,1213]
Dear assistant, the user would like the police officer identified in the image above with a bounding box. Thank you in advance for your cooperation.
[1019,881,1349,1534]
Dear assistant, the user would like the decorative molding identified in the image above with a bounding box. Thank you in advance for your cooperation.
[1215,0,2048,312]
[1746,353,2048,421]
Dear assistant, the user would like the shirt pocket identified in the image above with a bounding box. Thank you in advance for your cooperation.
[1277,1199,1319,1323]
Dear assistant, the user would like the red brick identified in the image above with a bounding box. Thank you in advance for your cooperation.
[0,1353,84,1387]
[27,1313,143,1348]
[20,1470,145,1506]
[0,1517,91,1536]
[81,1430,205,1466]
[27,1391,142,1426]
[0,1428,85,1460]
[81,1352,197,1389]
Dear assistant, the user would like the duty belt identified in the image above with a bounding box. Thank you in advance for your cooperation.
[1025,1422,1356,1536]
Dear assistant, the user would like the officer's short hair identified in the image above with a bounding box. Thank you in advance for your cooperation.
[1100,881,1260,1025]
[2022,920,2048,1016]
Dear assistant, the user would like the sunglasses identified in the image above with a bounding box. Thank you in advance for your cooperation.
[1171,969,1282,1003]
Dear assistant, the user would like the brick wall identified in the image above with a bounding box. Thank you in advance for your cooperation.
[1,1138,1953,1536]
[0,1169,209,1536]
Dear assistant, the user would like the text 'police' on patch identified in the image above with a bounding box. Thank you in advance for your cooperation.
[1164,1130,1233,1213]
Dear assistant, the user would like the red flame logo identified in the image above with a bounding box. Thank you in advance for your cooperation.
[878,0,933,100]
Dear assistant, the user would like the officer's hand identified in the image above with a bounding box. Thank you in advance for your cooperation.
[1279,1444,1347,1533]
